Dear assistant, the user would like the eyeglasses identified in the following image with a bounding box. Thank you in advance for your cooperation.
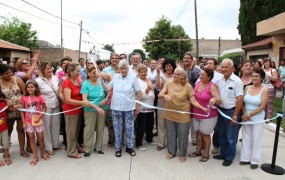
[252,75,260,78]
[174,73,182,76]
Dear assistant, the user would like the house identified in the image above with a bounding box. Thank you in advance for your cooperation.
[0,39,31,64]
[190,38,242,58]
[242,12,285,65]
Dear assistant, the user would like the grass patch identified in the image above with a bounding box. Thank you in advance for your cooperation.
[272,97,285,128]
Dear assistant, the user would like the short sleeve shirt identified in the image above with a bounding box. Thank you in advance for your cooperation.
[62,78,82,115]
[110,73,141,111]
[21,95,45,124]
[162,81,194,123]
[216,73,243,109]
[80,80,108,112]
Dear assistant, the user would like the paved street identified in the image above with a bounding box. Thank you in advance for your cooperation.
[0,123,284,180]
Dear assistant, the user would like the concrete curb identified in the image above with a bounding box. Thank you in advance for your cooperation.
[264,122,285,137]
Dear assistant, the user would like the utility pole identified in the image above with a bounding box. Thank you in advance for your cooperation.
[194,0,199,61]
[78,20,83,60]
[218,37,221,58]
[60,0,63,59]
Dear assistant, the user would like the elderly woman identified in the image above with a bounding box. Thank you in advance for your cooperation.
[240,68,268,169]
[158,67,209,162]
[35,62,61,155]
[80,65,105,157]
[62,63,97,159]
[136,64,155,151]
[156,59,176,151]
[0,64,28,157]
[189,67,221,162]
[262,58,278,119]
[101,59,142,157]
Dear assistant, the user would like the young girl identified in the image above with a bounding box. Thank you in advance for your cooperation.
[20,80,49,166]
[0,91,13,166]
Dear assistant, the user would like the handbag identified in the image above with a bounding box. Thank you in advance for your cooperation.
[31,114,43,127]
[270,69,283,89]
[271,79,283,89]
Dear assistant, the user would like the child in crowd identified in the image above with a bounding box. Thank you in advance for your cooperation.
[0,91,12,166]
[20,80,49,166]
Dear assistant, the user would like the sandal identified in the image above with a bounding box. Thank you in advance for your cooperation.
[115,150,122,157]
[0,161,5,166]
[20,152,30,158]
[47,151,55,155]
[166,153,175,159]
[68,154,81,159]
[5,159,13,165]
[179,157,186,162]
[126,148,136,156]
[53,147,62,151]
[30,158,38,166]
[188,152,202,158]
[41,154,50,161]
[26,147,32,153]
[199,155,210,162]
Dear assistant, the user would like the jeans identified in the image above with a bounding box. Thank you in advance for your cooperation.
[219,107,238,161]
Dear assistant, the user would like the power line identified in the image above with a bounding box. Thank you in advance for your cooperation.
[0,2,79,30]
[21,0,79,25]
[175,0,191,23]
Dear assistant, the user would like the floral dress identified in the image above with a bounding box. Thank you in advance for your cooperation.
[0,77,23,121]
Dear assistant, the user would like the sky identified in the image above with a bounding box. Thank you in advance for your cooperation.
[0,0,240,54]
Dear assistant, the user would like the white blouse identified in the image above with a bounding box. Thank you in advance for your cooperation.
[36,75,60,108]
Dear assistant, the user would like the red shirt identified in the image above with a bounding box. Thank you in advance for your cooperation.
[62,78,82,115]
[0,101,8,132]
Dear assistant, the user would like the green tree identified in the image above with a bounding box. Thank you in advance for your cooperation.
[238,0,285,45]
[129,49,146,61]
[0,16,39,49]
[103,44,114,52]
[143,16,192,60]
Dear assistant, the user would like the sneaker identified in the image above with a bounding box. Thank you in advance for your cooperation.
[84,152,90,158]
[212,147,219,154]
[136,146,146,151]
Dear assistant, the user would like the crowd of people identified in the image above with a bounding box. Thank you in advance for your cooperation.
[0,53,283,169]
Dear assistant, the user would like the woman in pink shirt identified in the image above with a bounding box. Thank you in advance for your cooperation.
[189,67,221,162]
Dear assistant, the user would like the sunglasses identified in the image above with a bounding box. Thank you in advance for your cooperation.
[22,62,30,65]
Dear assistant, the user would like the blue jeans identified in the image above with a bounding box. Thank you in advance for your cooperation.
[219,108,238,161]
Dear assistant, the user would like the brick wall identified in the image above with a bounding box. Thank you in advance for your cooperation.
[36,48,87,63]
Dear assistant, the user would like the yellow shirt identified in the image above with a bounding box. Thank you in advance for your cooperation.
[162,81,194,123]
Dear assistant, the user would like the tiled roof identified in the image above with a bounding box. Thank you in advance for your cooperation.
[242,37,272,50]
[0,39,30,51]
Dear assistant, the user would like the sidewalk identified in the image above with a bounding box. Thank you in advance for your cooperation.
[0,126,284,180]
